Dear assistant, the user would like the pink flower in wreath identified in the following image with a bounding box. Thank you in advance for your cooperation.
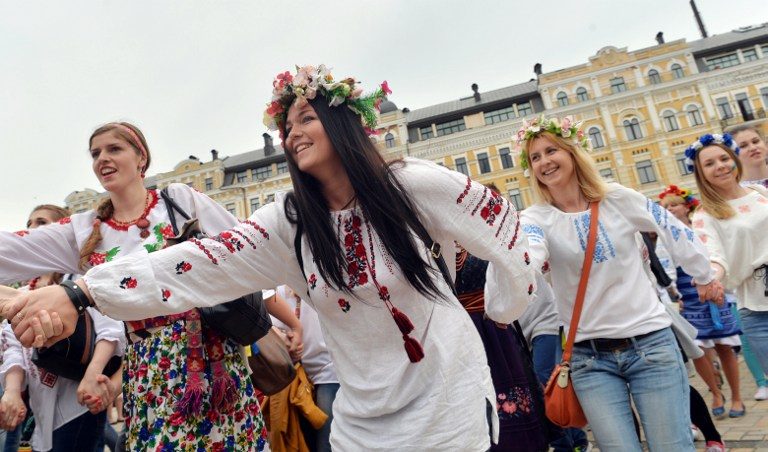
[380,80,392,95]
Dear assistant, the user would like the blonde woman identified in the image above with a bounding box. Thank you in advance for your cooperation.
[732,125,768,187]
[516,116,722,452]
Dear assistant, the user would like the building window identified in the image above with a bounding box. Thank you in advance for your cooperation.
[588,127,604,148]
[610,77,627,94]
[735,93,754,120]
[636,160,657,184]
[385,133,395,148]
[599,168,613,180]
[436,119,466,137]
[716,97,733,119]
[687,105,703,126]
[205,177,213,191]
[484,106,516,125]
[250,198,260,213]
[662,111,679,131]
[420,126,434,140]
[499,147,514,169]
[676,153,693,176]
[706,52,740,70]
[266,194,275,203]
[226,203,236,216]
[623,118,642,140]
[455,157,469,176]
[761,87,768,109]
[516,102,533,117]
[743,48,758,62]
[277,161,289,174]
[236,171,248,184]
[671,64,684,79]
[253,165,272,180]
[576,87,589,102]
[477,152,491,174]
[556,92,569,107]
[648,69,661,85]
[507,189,524,211]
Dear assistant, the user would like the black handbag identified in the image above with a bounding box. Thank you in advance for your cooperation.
[32,311,122,381]
[160,188,272,346]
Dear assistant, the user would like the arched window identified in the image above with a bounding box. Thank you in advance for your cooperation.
[648,69,661,84]
[576,87,589,102]
[588,127,604,148]
[686,105,703,126]
[623,118,643,140]
[662,111,679,131]
[385,133,395,148]
[671,63,684,79]
[556,91,569,107]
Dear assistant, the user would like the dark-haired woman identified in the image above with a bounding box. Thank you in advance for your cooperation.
[0,122,267,450]
[6,65,536,450]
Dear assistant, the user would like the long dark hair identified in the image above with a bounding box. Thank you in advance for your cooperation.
[283,96,443,299]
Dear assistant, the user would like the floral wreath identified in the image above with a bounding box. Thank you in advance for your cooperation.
[263,64,391,137]
[683,133,740,172]
[658,184,700,210]
[514,115,590,172]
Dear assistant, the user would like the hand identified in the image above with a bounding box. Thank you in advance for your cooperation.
[0,390,27,430]
[285,324,303,361]
[696,279,725,307]
[5,285,76,347]
[78,371,112,413]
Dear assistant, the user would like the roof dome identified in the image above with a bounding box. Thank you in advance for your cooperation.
[379,100,398,114]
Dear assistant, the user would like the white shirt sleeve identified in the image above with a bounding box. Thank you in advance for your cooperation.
[0,221,81,284]
[165,183,239,235]
[0,322,28,389]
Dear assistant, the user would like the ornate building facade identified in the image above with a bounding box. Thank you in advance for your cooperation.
[66,23,768,215]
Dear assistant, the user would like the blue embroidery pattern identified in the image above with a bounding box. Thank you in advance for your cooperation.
[685,228,694,242]
[670,225,681,241]
[522,224,544,244]
[573,213,616,263]
[647,199,669,229]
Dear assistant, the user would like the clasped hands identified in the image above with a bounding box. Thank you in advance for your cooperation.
[0,284,79,348]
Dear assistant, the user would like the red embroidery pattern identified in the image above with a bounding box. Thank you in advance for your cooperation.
[120,277,138,289]
[456,177,472,204]
[40,369,58,388]
[338,298,351,313]
[241,220,270,239]
[161,289,171,302]
[160,224,175,239]
[231,229,257,250]
[58,217,71,225]
[542,261,550,273]
[308,273,317,290]
[508,221,521,250]
[523,252,530,265]
[190,238,218,265]
[527,284,534,295]
[342,213,369,288]
[89,252,107,266]
[471,189,488,216]
[214,231,244,253]
[495,205,511,238]
[175,261,192,274]
[13,230,29,237]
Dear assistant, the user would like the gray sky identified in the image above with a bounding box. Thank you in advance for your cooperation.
[2,0,767,231]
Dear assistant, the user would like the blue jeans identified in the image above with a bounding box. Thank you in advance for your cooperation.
[531,334,588,451]
[314,383,339,452]
[46,410,106,452]
[570,327,693,452]
[739,308,768,376]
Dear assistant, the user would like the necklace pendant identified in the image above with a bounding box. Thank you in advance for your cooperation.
[136,218,150,229]
[139,229,151,239]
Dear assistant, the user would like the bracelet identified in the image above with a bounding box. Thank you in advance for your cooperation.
[60,280,92,316]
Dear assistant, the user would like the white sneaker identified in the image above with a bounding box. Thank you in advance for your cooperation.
[691,425,703,441]
[755,386,768,401]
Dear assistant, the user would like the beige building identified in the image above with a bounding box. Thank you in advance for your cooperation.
[67,23,768,215]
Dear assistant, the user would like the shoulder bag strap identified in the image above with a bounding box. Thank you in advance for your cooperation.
[562,201,600,364]
[160,187,192,236]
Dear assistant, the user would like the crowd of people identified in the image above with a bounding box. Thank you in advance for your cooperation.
[0,65,766,452]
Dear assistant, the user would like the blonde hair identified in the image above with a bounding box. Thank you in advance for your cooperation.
[28,204,70,224]
[658,194,686,209]
[523,131,608,204]
[79,122,150,270]
[693,143,742,220]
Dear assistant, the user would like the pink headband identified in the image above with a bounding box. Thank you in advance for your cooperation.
[111,123,148,173]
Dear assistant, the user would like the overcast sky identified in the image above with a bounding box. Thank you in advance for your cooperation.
[2,0,767,230]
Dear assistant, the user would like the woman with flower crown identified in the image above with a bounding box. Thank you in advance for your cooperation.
[686,132,768,410]
[516,116,722,452]
[4,65,536,451]
[0,122,271,451]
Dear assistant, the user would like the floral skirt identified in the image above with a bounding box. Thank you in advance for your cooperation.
[123,319,267,451]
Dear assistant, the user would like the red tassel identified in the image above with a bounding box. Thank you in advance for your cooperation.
[403,335,424,363]
[392,307,414,335]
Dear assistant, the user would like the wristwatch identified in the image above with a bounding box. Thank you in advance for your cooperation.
[59,280,92,316]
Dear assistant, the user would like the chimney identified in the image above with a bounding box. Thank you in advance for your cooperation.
[471,83,481,102]
[534,63,542,76]
[263,133,275,156]
[655,32,665,44]
[211,149,219,161]
[690,0,708,38]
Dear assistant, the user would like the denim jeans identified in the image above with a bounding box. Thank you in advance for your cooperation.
[570,327,693,452]
[739,308,768,375]
[314,383,339,452]
[531,334,588,451]
[45,410,106,452]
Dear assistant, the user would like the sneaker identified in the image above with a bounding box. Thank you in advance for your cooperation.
[755,386,768,401]
[573,444,593,452]
[691,425,703,441]
[705,440,726,452]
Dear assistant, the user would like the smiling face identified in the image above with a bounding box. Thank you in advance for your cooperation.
[283,100,340,178]
[734,129,767,167]
[528,135,576,189]
[697,144,739,192]
[89,130,146,193]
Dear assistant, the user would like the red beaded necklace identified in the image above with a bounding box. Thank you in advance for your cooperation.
[108,190,155,238]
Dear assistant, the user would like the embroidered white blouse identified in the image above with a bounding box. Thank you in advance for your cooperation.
[692,187,768,311]
[0,308,125,452]
[73,158,534,451]
[521,183,714,342]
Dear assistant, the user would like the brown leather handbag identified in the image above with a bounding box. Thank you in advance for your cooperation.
[248,328,297,396]
[543,202,599,428]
